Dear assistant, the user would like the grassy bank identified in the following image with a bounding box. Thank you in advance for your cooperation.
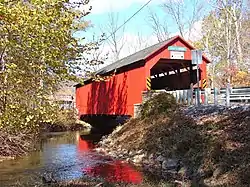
[98,93,250,186]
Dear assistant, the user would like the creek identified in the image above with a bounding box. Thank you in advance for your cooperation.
[0,131,143,186]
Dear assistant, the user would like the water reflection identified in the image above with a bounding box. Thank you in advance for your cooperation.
[77,133,95,152]
[78,133,142,184]
[0,131,142,186]
[83,160,143,184]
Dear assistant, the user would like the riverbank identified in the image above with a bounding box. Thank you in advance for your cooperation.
[41,119,91,133]
[41,109,91,133]
[0,129,37,162]
[0,110,91,162]
[96,95,250,186]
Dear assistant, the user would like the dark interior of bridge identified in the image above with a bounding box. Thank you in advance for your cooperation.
[150,59,201,91]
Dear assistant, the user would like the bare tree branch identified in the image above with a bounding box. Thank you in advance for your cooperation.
[100,11,125,62]
[127,32,150,54]
[162,0,185,37]
[161,0,205,40]
[148,8,169,42]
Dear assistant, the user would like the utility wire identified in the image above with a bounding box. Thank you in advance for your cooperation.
[104,0,154,41]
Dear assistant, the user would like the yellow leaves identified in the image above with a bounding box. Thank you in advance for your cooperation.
[0,0,95,132]
[6,63,17,69]
[25,115,34,123]
[9,105,16,109]
[232,71,250,87]
[44,119,53,123]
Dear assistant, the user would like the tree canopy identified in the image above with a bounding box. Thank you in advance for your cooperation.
[0,0,98,131]
[194,0,250,87]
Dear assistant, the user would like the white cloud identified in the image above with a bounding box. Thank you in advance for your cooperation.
[121,33,158,58]
[169,20,203,42]
[184,20,203,42]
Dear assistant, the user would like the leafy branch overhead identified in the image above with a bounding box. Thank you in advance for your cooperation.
[0,0,98,131]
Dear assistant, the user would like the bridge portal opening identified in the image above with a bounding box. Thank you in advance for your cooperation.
[150,59,201,91]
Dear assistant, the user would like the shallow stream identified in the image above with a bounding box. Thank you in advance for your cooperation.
[0,131,143,186]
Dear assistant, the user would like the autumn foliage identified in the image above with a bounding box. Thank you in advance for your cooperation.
[232,71,250,86]
[0,0,94,157]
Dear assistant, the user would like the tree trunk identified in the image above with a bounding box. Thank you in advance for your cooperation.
[225,9,232,84]
[232,4,243,67]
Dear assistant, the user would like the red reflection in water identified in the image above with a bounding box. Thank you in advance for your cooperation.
[83,160,143,184]
[78,136,94,152]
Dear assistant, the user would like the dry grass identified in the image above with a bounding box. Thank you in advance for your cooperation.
[101,93,250,186]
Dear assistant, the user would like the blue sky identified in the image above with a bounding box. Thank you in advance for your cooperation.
[85,1,166,36]
[82,0,212,39]
[76,0,214,64]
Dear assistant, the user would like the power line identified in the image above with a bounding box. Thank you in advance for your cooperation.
[104,0,154,41]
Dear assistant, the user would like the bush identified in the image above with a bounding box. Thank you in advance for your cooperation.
[140,92,177,118]
[53,109,77,127]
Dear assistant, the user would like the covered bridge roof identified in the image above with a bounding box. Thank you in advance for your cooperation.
[96,37,175,75]
[95,35,210,75]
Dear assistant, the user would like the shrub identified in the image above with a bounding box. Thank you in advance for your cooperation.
[140,92,177,118]
[51,108,78,128]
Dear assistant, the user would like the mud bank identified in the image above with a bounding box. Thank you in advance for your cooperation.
[96,104,250,186]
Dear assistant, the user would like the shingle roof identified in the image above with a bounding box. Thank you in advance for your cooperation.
[95,37,175,75]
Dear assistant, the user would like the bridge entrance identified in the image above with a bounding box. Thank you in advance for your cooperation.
[150,59,200,91]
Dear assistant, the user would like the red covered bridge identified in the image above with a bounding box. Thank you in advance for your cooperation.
[76,36,210,119]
